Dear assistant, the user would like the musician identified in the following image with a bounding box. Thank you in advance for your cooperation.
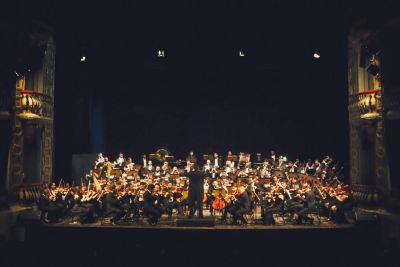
[38,188,64,223]
[147,160,154,171]
[186,151,197,164]
[213,153,220,168]
[226,151,235,168]
[296,183,316,224]
[154,166,162,177]
[69,189,96,224]
[103,157,112,178]
[204,159,212,172]
[115,152,126,169]
[270,150,276,165]
[225,185,251,225]
[95,153,105,168]
[164,188,184,219]
[142,154,147,168]
[286,184,306,217]
[322,155,333,168]
[85,170,94,184]
[161,161,170,174]
[225,161,234,174]
[171,166,180,175]
[125,157,135,171]
[262,188,285,225]
[143,184,164,225]
[104,185,125,224]
[185,160,192,173]
[187,164,205,218]
[305,159,315,176]
[210,166,219,179]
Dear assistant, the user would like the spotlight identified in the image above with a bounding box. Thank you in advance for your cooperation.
[313,52,320,59]
[157,49,165,58]
[80,56,86,62]
[239,50,245,57]
[14,71,19,77]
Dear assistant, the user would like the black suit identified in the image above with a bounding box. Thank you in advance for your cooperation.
[226,191,251,224]
[143,191,164,224]
[104,192,125,222]
[187,170,205,217]
[297,190,316,223]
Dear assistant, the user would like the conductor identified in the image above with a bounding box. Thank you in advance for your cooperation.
[187,163,205,218]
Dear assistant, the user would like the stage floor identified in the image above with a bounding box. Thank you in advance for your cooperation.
[41,209,353,231]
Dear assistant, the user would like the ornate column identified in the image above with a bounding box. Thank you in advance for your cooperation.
[40,37,55,184]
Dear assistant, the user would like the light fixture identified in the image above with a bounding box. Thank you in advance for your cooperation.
[80,56,86,62]
[239,50,245,57]
[313,52,320,59]
[157,49,165,58]
[15,71,20,77]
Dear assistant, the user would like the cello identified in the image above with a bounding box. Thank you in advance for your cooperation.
[212,189,226,211]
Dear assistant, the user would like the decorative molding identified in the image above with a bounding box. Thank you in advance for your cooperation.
[351,184,380,206]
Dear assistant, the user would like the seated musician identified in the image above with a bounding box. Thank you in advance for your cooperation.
[147,160,154,171]
[114,152,126,170]
[322,155,333,168]
[213,153,220,168]
[125,157,135,171]
[143,184,165,225]
[224,185,251,225]
[295,183,317,224]
[262,188,285,225]
[164,187,184,219]
[185,160,192,173]
[103,157,112,179]
[204,160,212,172]
[95,153,105,169]
[227,151,235,168]
[38,188,64,223]
[210,166,219,179]
[186,151,197,164]
[69,189,96,224]
[328,190,353,223]
[142,154,147,168]
[85,170,94,184]
[286,184,306,218]
[171,166,179,175]
[305,159,315,176]
[161,161,170,174]
[237,168,248,178]
[225,161,233,174]
[154,166,162,177]
[270,150,276,165]
[104,185,126,224]
[204,179,214,214]
[118,186,134,221]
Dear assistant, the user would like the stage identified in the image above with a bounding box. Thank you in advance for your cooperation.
[0,206,389,267]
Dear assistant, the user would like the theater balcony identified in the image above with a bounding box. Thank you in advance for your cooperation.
[16,89,53,123]
[348,89,382,121]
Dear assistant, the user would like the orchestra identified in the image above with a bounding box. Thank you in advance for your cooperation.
[37,150,353,226]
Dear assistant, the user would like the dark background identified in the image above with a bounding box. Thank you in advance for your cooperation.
[5,1,352,180]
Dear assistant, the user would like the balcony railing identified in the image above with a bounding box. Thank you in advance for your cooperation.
[16,90,53,122]
[348,89,382,120]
